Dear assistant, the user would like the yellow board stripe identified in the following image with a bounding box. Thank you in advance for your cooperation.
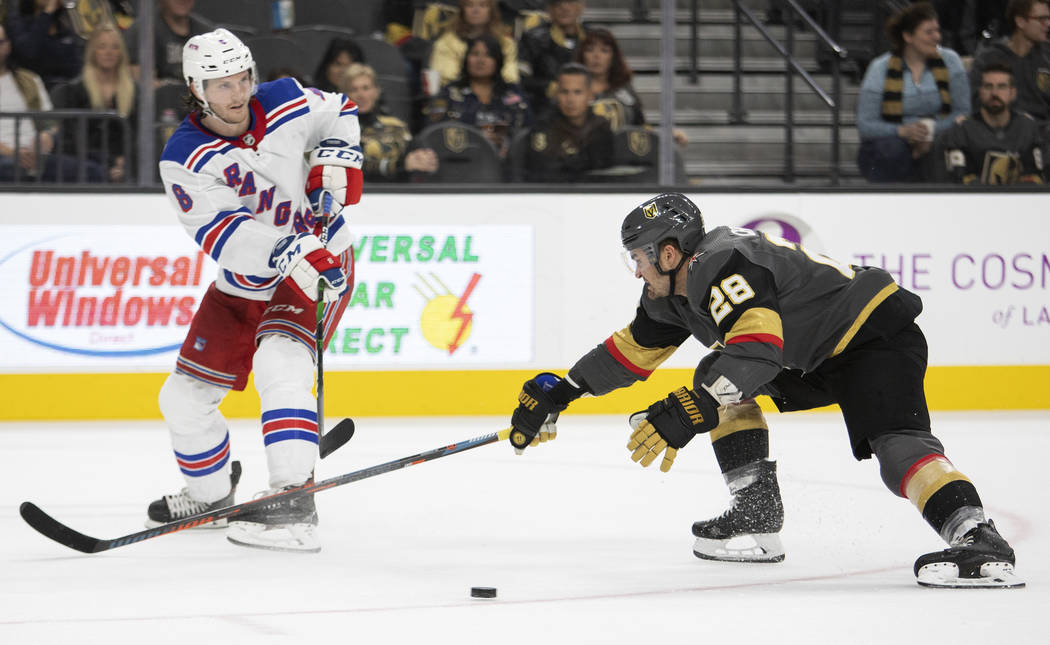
[0,365,1048,420]
[830,282,899,358]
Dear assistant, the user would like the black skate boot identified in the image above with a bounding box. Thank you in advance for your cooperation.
[145,461,242,529]
[226,480,320,553]
[914,520,1024,588]
[692,460,785,563]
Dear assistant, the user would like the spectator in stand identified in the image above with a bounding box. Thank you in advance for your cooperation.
[971,0,1050,127]
[575,27,688,146]
[341,62,439,182]
[523,62,612,182]
[124,0,210,86]
[312,37,365,93]
[576,28,640,130]
[0,23,103,182]
[426,34,531,159]
[518,0,586,112]
[936,62,1046,184]
[856,2,970,182]
[5,0,83,89]
[52,22,136,183]
[429,0,519,88]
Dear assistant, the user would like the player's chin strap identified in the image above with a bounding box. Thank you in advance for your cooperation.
[660,254,689,297]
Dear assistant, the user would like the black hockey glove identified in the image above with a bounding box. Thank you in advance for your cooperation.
[509,373,582,453]
[627,387,719,472]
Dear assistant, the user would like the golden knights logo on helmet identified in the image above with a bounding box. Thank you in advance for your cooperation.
[643,202,659,218]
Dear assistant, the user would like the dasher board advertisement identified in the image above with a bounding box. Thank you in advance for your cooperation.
[0,225,533,371]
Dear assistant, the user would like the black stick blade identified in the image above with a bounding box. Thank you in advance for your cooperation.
[20,502,104,554]
[320,418,355,459]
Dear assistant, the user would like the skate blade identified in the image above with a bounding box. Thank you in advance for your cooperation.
[226,521,321,554]
[693,533,785,563]
[916,561,1026,589]
[144,517,228,530]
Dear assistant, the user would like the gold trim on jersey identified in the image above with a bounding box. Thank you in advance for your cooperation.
[829,282,899,358]
[724,307,784,345]
[905,457,972,512]
[608,327,678,374]
[709,399,768,442]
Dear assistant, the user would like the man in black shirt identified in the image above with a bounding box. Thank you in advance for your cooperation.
[971,0,1050,124]
[938,62,1047,183]
[524,62,612,182]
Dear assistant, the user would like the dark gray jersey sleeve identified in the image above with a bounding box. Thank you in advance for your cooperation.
[567,303,690,396]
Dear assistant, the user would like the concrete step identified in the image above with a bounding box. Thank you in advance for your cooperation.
[675,125,858,164]
[631,73,859,113]
[684,160,861,180]
[627,55,822,73]
[612,24,821,59]
[646,108,857,126]
[586,5,877,26]
[677,124,859,143]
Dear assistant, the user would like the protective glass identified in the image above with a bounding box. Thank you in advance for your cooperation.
[621,245,657,274]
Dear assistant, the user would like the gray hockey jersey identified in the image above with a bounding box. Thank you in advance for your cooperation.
[569,226,905,400]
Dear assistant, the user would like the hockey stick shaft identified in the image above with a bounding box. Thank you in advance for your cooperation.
[20,427,513,554]
[315,191,333,455]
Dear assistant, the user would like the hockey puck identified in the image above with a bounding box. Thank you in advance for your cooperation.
[470,586,497,599]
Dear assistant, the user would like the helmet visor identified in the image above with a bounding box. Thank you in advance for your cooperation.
[621,244,658,274]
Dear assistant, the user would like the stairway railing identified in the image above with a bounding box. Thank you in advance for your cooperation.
[728,0,848,184]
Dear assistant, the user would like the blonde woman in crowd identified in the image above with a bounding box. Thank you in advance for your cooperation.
[429,0,519,87]
[53,22,137,182]
[340,63,438,181]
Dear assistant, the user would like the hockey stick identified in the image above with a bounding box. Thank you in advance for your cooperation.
[20,427,513,554]
[312,193,354,459]
[316,191,331,455]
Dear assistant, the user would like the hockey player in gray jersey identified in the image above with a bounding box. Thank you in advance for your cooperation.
[938,62,1047,184]
[507,193,1024,588]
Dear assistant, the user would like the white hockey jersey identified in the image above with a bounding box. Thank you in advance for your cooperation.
[159,77,359,301]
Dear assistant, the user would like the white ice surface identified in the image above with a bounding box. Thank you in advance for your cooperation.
[1,411,1046,644]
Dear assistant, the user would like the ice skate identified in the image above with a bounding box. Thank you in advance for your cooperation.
[226,482,320,553]
[692,460,785,563]
[145,461,242,528]
[914,520,1025,588]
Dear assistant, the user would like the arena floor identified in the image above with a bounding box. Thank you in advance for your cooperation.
[2,411,1045,643]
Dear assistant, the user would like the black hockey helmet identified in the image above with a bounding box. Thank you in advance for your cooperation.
[621,193,705,271]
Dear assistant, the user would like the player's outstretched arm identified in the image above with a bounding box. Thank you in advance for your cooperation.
[508,373,584,453]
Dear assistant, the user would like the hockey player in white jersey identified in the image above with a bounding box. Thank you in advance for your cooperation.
[146,29,363,553]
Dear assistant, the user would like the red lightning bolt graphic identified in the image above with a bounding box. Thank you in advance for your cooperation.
[448,273,481,355]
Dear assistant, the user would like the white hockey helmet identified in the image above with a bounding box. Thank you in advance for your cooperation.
[182,28,257,112]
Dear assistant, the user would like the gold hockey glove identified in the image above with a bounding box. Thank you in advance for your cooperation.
[627,386,719,472]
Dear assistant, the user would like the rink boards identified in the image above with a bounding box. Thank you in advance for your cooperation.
[0,191,1047,419]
